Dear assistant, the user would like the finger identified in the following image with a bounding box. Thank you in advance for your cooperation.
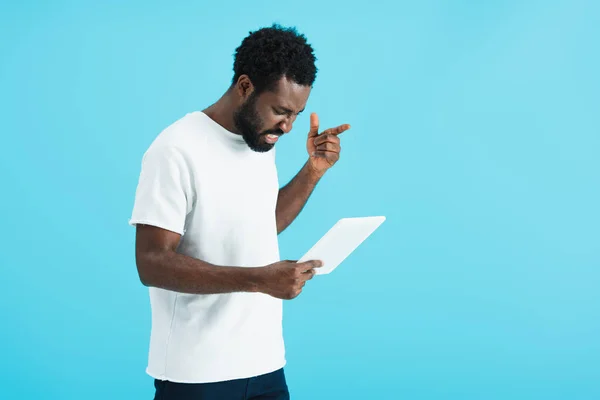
[297,260,322,272]
[302,266,316,275]
[311,151,340,162]
[307,112,319,139]
[299,269,316,284]
[303,268,316,280]
[320,124,350,136]
[313,134,340,147]
[316,142,339,153]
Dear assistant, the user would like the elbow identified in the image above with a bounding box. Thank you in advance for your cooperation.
[275,213,285,235]
[136,262,152,287]
[135,251,157,287]
[138,270,152,287]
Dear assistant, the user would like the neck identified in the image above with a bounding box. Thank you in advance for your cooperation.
[203,88,241,135]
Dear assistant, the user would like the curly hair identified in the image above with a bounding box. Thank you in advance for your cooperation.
[232,24,317,94]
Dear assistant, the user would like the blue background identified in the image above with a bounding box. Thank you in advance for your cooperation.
[1,0,599,399]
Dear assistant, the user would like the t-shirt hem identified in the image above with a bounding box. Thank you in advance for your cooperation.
[128,218,184,236]
[146,359,287,384]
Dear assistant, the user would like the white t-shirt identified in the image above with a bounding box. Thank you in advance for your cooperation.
[129,111,285,383]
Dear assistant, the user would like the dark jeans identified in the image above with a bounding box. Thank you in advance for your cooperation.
[153,368,290,400]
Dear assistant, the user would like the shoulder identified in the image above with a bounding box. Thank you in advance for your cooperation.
[144,112,208,161]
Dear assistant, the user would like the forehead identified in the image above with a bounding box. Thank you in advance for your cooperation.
[258,77,311,112]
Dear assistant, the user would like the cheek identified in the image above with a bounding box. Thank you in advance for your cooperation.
[255,105,283,129]
[262,115,285,129]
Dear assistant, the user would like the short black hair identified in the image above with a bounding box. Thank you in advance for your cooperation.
[232,24,317,94]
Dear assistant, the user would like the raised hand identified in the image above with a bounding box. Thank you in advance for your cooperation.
[306,112,350,177]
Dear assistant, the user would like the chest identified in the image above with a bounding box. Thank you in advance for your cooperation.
[189,150,279,230]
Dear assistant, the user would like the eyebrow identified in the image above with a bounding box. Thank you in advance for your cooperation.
[278,106,305,115]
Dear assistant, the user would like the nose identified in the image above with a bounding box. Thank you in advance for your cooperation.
[279,115,296,134]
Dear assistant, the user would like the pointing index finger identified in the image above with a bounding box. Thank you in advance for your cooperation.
[321,124,351,136]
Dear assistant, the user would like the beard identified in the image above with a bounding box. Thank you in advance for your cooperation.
[233,93,283,153]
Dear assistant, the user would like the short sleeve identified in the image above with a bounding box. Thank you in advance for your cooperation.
[129,145,192,235]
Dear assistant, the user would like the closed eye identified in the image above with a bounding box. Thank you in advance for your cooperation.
[274,107,304,117]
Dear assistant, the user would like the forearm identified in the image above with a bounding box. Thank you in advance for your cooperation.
[137,250,262,295]
[276,160,322,234]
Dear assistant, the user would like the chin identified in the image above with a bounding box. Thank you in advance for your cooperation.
[244,137,274,153]
[255,143,275,153]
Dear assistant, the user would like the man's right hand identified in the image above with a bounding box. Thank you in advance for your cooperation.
[257,260,323,300]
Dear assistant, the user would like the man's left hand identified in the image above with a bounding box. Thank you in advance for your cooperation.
[306,112,350,177]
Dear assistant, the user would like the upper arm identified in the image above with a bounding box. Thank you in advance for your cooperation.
[129,145,191,280]
[135,223,181,255]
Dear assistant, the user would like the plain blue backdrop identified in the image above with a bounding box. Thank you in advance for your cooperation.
[1,0,599,399]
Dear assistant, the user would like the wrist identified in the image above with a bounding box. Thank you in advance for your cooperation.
[246,266,266,293]
[304,159,325,184]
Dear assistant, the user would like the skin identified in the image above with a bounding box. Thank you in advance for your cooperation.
[135,74,350,300]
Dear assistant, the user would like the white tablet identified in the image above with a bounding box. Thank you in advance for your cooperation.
[298,216,386,275]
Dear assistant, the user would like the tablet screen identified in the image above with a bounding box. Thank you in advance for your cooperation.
[298,216,386,275]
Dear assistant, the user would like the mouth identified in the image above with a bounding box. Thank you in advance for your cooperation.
[264,133,281,144]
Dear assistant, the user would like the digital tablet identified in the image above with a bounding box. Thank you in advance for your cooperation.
[298,216,386,275]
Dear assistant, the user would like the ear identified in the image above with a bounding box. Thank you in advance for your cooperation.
[235,75,254,100]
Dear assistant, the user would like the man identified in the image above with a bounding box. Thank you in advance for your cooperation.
[129,24,350,399]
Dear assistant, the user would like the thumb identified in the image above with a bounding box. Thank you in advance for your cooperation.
[297,259,323,272]
[307,112,319,139]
